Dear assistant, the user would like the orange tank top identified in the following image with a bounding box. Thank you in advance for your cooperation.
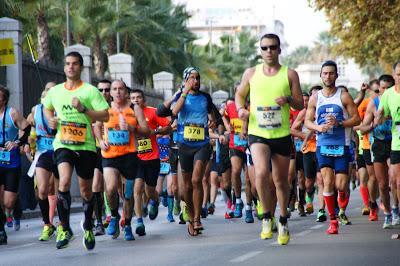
[102,106,137,158]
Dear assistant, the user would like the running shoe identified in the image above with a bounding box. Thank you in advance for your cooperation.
[392,208,400,226]
[306,203,314,215]
[260,218,273,240]
[83,229,95,250]
[326,220,339,234]
[207,203,215,215]
[298,204,306,217]
[277,222,290,245]
[201,207,208,219]
[123,225,135,241]
[167,212,175,223]
[182,205,189,222]
[234,201,244,218]
[56,226,73,249]
[383,215,393,229]
[316,209,327,222]
[149,200,159,220]
[224,211,233,219]
[362,207,370,216]
[271,217,278,232]
[369,208,378,221]
[14,219,20,231]
[106,216,120,239]
[94,223,105,236]
[39,224,56,241]
[245,208,254,223]
[135,222,146,236]
[161,196,168,208]
[6,216,12,228]
[338,210,352,225]
[173,201,181,216]
[119,218,125,229]
[0,230,7,245]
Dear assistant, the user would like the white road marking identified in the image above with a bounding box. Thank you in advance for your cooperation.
[294,230,311,237]
[230,251,263,263]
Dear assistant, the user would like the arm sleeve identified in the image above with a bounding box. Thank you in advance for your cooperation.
[156,103,173,117]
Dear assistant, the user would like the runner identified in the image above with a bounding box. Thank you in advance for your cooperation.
[96,80,148,241]
[304,60,360,234]
[43,51,110,250]
[92,79,112,236]
[130,88,171,236]
[0,85,31,245]
[360,74,395,228]
[235,33,304,245]
[27,82,59,241]
[172,66,225,236]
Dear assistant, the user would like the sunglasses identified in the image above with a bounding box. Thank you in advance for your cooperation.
[260,45,279,51]
[99,88,110,92]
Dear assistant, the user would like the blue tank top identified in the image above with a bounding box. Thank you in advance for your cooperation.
[177,92,212,148]
[372,97,391,141]
[34,104,55,151]
[0,106,20,168]
[316,89,348,147]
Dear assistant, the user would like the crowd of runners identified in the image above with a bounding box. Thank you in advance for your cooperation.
[1,33,400,250]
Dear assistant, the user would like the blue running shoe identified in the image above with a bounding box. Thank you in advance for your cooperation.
[106,217,120,239]
[167,213,175,223]
[161,196,168,208]
[245,209,254,223]
[201,207,208,218]
[14,219,20,231]
[135,222,146,236]
[149,200,159,220]
[234,202,243,218]
[123,225,135,241]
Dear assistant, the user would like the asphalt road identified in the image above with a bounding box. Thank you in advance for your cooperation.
[1,188,399,266]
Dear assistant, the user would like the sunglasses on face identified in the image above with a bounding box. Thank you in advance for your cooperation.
[99,88,110,92]
[260,45,279,51]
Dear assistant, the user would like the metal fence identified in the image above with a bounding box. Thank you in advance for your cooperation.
[22,59,65,116]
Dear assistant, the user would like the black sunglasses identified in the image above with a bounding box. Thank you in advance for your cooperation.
[260,45,279,51]
[99,88,110,92]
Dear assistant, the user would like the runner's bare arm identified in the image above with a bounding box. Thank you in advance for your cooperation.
[290,109,306,139]
[342,91,361,128]
[287,69,304,110]
[304,94,328,133]
[133,104,150,137]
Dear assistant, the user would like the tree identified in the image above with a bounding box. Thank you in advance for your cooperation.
[309,0,400,72]
[281,46,311,69]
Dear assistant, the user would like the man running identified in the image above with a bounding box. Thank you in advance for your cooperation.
[304,60,360,235]
[43,51,109,250]
[0,85,31,245]
[235,33,304,245]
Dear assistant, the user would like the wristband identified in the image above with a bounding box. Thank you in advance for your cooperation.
[286,96,293,104]
[79,106,87,113]
[181,93,187,98]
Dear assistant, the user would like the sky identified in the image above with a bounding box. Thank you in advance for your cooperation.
[174,0,330,52]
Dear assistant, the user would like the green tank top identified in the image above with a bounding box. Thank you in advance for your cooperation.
[248,64,291,139]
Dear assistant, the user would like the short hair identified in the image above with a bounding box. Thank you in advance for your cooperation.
[309,85,322,95]
[393,62,400,70]
[369,79,379,87]
[337,85,348,92]
[130,88,145,101]
[321,60,338,74]
[260,33,280,47]
[379,74,395,86]
[98,79,111,86]
[65,51,83,66]
[0,85,10,105]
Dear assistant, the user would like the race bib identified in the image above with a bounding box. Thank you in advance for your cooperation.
[320,145,344,157]
[183,124,205,141]
[108,129,129,146]
[0,150,10,162]
[137,138,152,154]
[160,162,170,175]
[232,118,243,133]
[233,134,247,147]
[256,106,282,129]
[295,139,303,152]
[60,121,86,145]
[37,136,54,151]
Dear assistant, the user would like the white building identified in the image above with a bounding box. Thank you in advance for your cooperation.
[175,1,288,55]
[296,58,368,90]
